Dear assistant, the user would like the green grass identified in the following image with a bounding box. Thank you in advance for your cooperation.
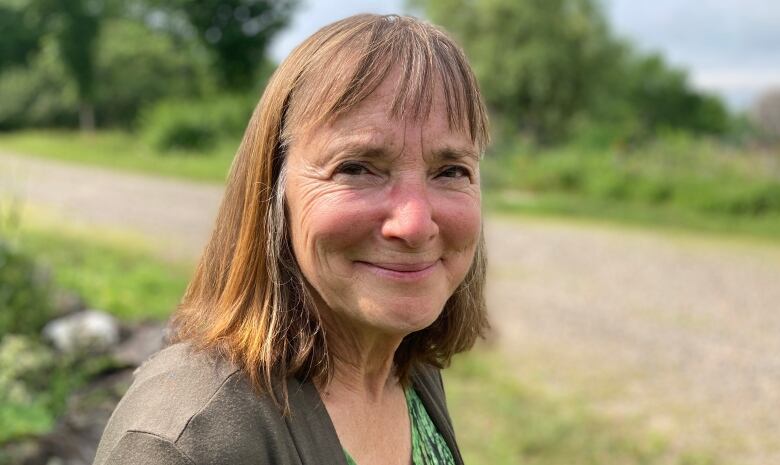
[446,350,719,465]
[486,191,780,242]
[0,130,234,183]
[11,220,190,321]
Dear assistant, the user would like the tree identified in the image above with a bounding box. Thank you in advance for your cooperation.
[620,53,729,136]
[4,0,109,131]
[165,0,298,90]
[415,0,731,145]
[416,0,622,143]
[0,4,40,70]
[47,0,103,131]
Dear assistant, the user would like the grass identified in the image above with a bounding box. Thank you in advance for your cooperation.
[486,191,780,242]
[0,130,234,183]
[445,349,719,465]
[8,215,190,321]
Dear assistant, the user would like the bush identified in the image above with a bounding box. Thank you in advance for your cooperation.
[0,240,53,336]
[138,94,254,152]
[94,19,213,127]
[0,334,118,444]
[0,38,79,130]
[484,135,780,219]
[0,335,56,442]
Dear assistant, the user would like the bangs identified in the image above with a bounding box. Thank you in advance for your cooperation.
[281,14,489,153]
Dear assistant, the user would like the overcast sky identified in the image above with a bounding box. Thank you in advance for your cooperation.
[269,0,780,110]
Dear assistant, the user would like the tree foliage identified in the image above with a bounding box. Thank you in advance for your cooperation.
[415,0,731,145]
[0,4,40,70]
[161,0,298,90]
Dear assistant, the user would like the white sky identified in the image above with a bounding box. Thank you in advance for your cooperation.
[269,0,780,110]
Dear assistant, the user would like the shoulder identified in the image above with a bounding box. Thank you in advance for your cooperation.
[93,343,298,465]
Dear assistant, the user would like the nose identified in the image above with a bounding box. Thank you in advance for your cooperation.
[381,179,439,248]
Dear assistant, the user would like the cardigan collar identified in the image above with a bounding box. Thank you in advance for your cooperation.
[284,367,464,465]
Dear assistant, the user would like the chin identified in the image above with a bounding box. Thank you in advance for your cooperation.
[366,297,447,336]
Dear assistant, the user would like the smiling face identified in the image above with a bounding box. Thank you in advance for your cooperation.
[284,74,482,340]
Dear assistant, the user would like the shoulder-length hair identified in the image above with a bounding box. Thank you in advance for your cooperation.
[170,13,490,410]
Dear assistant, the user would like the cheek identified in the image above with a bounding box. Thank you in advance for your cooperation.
[287,186,379,271]
[436,194,482,254]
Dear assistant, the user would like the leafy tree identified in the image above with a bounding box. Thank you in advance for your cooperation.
[94,18,211,127]
[19,0,112,131]
[0,4,40,70]
[415,0,622,143]
[0,37,79,130]
[415,0,731,145]
[1,0,109,130]
[161,0,298,90]
[620,53,729,136]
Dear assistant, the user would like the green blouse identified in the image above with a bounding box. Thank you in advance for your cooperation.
[344,388,456,465]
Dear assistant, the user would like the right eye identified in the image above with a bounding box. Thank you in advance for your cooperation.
[334,162,371,176]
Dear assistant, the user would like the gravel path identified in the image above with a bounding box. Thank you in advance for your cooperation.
[3,152,779,463]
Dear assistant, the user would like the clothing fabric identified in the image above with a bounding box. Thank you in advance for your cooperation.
[343,387,456,465]
[92,342,464,465]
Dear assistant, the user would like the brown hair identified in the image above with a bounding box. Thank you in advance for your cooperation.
[170,14,490,410]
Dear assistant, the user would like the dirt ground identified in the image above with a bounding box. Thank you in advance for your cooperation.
[3,152,779,464]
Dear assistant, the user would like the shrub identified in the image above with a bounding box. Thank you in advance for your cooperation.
[0,240,53,336]
[94,19,212,127]
[0,335,56,442]
[138,94,254,153]
[0,39,79,130]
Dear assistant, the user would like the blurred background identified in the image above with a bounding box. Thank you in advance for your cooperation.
[1,1,779,464]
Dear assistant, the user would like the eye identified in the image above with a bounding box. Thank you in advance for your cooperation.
[437,165,472,179]
[334,162,372,176]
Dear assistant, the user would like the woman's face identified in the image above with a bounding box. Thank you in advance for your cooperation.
[284,76,481,339]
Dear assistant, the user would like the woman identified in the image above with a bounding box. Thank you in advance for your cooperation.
[94,13,489,465]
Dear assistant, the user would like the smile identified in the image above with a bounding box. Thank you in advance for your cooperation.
[355,260,440,281]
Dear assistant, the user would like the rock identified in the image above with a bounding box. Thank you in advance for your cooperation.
[111,322,166,367]
[42,311,120,354]
[0,439,47,465]
[35,370,134,465]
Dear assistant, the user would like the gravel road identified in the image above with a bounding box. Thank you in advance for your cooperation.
[3,152,779,464]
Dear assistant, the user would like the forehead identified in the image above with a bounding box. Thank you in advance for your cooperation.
[297,74,474,155]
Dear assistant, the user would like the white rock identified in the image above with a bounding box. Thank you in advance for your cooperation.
[42,310,120,353]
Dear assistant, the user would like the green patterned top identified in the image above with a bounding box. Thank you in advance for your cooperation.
[344,388,455,465]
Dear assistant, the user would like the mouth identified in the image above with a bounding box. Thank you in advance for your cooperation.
[355,260,440,281]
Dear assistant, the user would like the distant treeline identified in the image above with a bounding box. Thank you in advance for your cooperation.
[0,0,297,131]
[1,0,778,148]
[414,0,742,146]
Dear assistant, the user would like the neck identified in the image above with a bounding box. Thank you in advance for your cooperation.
[318,318,406,402]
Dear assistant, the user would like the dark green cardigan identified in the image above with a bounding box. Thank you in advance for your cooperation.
[93,343,465,465]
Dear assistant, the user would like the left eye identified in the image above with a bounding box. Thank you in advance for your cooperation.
[437,166,471,179]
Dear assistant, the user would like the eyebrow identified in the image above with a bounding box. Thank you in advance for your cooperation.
[433,146,479,162]
[327,142,479,163]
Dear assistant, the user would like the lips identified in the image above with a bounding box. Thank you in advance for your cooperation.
[368,261,438,272]
[354,260,440,280]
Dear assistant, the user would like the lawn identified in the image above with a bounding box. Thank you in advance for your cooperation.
[10,216,191,321]
[0,130,234,183]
